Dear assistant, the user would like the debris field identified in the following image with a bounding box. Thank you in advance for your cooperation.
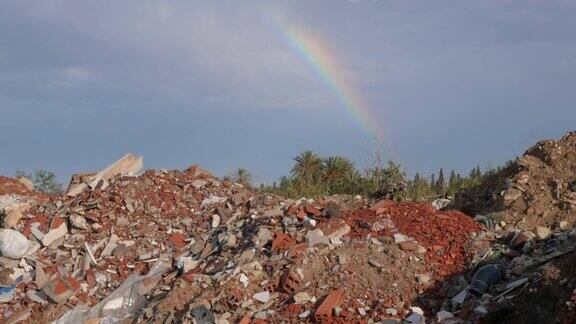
[1,133,576,323]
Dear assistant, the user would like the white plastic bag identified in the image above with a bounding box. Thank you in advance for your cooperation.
[0,229,30,259]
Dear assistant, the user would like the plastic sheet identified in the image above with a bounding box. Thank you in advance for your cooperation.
[55,260,170,324]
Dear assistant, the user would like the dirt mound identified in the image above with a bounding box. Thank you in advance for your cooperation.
[453,131,576,231]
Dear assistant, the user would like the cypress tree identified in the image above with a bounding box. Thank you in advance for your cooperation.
[449,170,456,187]
[436,168,445,192]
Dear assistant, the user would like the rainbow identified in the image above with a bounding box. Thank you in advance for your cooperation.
[269,19,386,140]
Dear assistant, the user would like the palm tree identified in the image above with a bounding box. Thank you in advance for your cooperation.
[233,168,252,187]
[324,156,354,182]
[291,150,325,182]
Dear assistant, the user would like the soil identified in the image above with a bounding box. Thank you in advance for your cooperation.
[453,131,576,231]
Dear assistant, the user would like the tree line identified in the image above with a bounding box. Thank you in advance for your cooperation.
[227,150,498,201]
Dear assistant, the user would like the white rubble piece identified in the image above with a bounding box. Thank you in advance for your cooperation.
[432,198,451,210]
[66,153,143,196]
[2,200,33,228]
[0,229,30,259]
[306,229,330,246]
[41,222,68,247]
[393,233,408,243]
[100,234,120,258]
[70,214,89,230]
[436,310,454,322]
[253,291,270,303]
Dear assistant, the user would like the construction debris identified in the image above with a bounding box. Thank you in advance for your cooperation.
[0,132,575,323]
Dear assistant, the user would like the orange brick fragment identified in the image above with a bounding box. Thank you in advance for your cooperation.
[304,204,321,216]
[50,217,64,229]
[252,319,267,324]
[271,232,296,254]
[238,315,251,324]
[314,290,345,322]
[169,232,187,249]
[54,280,68,295]
[288,243,308,259]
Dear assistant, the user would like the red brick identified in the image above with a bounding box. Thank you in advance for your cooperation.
[67,276,81,291]
[278,268,301,294]
[238,315,251,324]
[54,279,68,295]
[169,232,187,249]
[252,319,267,324]
[288,243,308,259]
[304,204,321,216]
[271,232,296,254]
[314,290,345,322]
[86,270,96,288]
[50,217,64,229]
[283,303,303,317]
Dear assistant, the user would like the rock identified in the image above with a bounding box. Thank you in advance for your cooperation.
[503,188,523,206]
[559,221,570,230]
[474,305,489,316]
[191,179,208,189]
[0,229,30,259]
[25,290,48,304]
[410,306,424,315]
[211,214,221,228]
[263,209,283,217]
[385,308,397,316]
[534,226,551,240]
[239,273,249,288]
[525,231,536,240]
[415,274,431,285]
[436,310,454,322]
[369,260,383,268]
[116,216,130,227]
[432,198,451,210]
[393,233,408,243]
[293,292,311,304]
[256,228,273,245]
[70,214,89,230]
[299,310,311,318]
[405,313,425,324]
[399,240,418,252]
[35,264,49,289]
[253,291,270,303]
[189,305,215,324]
[101,234,120,258]
[306,229,330,246]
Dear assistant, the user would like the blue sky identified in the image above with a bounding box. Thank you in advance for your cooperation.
[1,0,575,184]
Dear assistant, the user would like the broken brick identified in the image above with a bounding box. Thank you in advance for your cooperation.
[288,243,308,259]
[271,232,296,254]
[314,290,345,322]
[169,232,187,249]
[278,268,301,294]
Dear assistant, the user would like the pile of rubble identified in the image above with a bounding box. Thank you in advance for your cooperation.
[453,131,576,232]
[0,154,490,323]
[2,140,575,323]
[426,225,576,323]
